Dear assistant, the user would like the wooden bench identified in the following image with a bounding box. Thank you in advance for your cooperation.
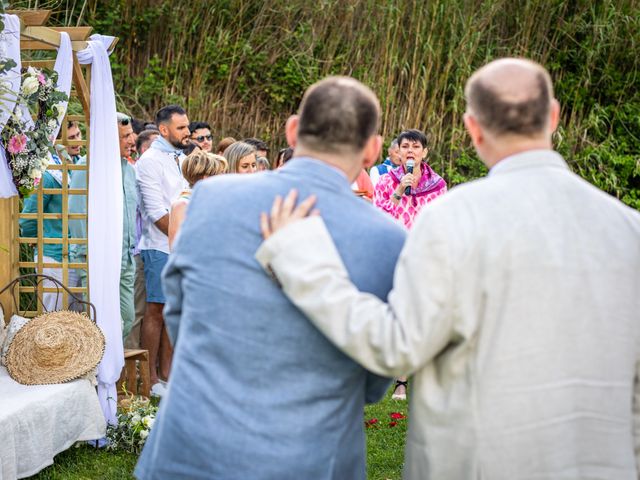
[116,348,151,398]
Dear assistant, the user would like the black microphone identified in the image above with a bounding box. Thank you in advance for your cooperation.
[405,160,415,196]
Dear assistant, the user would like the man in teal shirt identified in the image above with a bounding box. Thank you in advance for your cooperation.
[62,121,87,288]
[20,154,79,311]
[69,113,137,339]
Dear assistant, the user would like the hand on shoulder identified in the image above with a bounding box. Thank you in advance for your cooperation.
[260,189,319,240]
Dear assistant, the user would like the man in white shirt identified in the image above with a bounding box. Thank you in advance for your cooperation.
[136,105,190,393]
[257,58,640,479]
[369,138,400,187]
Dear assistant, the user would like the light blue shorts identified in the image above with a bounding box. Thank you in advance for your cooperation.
[141,249,168,304]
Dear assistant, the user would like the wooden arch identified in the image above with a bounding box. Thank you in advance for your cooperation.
[0,10,117,318]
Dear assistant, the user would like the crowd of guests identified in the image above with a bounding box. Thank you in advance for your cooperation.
[19,102,447,398]
[18,59,640,479]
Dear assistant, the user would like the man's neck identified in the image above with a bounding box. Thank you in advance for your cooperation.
[156,135,180,150]
[485,137,552,169]
[293,147,362,183]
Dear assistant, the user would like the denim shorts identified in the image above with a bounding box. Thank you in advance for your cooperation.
[141,249,169,304]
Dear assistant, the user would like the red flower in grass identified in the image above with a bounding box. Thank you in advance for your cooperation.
[365,418,379,428]
[390,412,406,420]
[389,421,398,427]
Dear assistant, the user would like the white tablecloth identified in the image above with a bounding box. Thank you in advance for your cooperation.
[0,367,106,479]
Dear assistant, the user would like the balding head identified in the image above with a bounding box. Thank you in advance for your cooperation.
[296,76,381,155]
[465,58,554,138]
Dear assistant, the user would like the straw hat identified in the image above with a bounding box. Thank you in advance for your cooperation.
[5,310,105,386]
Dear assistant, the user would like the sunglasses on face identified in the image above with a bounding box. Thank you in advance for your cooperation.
[194,134,213,142]
[118,117,130,126]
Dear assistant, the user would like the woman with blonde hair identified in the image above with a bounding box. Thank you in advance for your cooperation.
[223,141,258,174]
[168,150,228,249]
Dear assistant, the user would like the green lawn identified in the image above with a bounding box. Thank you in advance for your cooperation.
[31,388,407,479]
[28,447,138,480]
[364,388,408,480]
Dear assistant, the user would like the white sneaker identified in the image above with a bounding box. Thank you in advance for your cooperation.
[151,382,167,397]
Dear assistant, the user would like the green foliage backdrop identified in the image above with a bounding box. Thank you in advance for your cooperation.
[10,0,640,206]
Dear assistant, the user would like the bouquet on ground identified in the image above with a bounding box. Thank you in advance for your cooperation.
[106,395,158,453]
[1,67,68,197]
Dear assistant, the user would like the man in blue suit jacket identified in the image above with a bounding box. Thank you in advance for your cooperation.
[135,77,406,479]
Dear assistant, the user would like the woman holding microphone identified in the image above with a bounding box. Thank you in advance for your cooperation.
[373,129,447,399]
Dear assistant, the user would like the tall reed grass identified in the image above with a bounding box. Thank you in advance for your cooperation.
[10,0,640,202]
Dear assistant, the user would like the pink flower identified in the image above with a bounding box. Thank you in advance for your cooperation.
[7,134,28,154]
[34,177,41,187]
[37,72,46,85]
[390,412,406,420]
[389,421,398,427]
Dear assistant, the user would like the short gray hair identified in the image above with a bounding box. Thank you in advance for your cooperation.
[256,156,270,170]
[116,112,130,125]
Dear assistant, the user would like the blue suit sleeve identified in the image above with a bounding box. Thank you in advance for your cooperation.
[364,371,392,404]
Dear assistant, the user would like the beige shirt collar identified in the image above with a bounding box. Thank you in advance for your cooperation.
[489,149,568,176]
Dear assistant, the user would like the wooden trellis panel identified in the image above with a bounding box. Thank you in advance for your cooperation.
[0,10,117,319]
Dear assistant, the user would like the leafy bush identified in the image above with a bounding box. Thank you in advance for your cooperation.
[10,0,639,207]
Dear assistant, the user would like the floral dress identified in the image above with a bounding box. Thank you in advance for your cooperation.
[373,163,447,229]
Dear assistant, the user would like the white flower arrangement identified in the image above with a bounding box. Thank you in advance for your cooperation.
[106,395,159,454]
[21,76,39,96]
[1,67,68,197]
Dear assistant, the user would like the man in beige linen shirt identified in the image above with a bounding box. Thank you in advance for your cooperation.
[256,58,640,479]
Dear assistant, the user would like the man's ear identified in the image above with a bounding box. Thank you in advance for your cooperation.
[463,112,483,148]
[362,134,383,169]
[285,115,299,148]
[549,99,560,134]
[158,123,169,138]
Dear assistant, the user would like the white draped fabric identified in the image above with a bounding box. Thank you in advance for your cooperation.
[0,14,21,198]
[50,32,72,140]
[18,33,71,135]
[0,366,105,479]
[46,32,73,179]
[77,34,123,426]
